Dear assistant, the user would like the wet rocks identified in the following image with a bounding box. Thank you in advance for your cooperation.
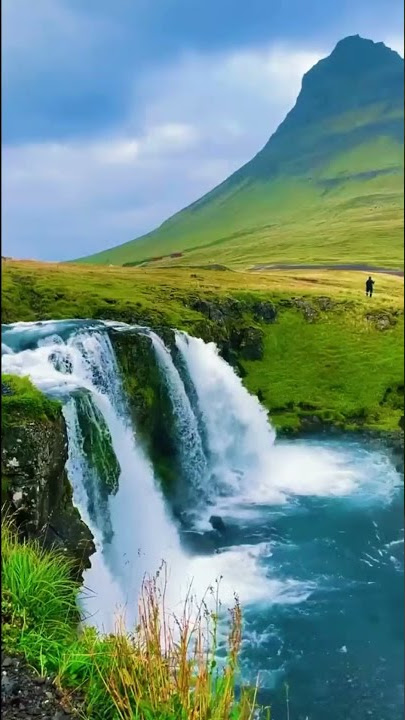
[209,515,226,534]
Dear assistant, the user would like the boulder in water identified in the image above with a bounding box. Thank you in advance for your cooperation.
[209,515,226,534]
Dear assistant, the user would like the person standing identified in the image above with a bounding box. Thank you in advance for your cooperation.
[365,276,375,297]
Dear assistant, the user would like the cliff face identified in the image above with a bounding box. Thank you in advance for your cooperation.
[1,376,94,577]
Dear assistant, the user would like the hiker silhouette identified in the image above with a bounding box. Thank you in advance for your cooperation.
[365,276,374,297]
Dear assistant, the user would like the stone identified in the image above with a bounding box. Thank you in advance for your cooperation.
[230,326,264,360]
[1,404,94,578]
[315,296,336,312]
[2,675,19,697]
[53,710,71,720]
[365,311,398,331]
[209,515,226,534]
[291,298,319,322]
[1,382,15,396]
[252,300,277,323]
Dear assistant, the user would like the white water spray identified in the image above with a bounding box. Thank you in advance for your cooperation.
[148,330,208,499]
[175,331,278,500]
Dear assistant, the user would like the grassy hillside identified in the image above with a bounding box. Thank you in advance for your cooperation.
[78,37,404,270]
[2,260,404,434]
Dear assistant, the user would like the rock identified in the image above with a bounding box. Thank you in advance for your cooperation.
[2,382,15,396]
[365,311,398,331]
[1,406,94,578]
[291,298,319,322]
[229,326,264,360]
[252,300,277,323]
[2,676,19,698]
[172,506,188,527]
[1,654,78,719]
[315,296,335,312]
[53,711,71,720]
[188,297,243,324]
[189,298,226,324]
[209,515,226,534]
[111,328,181,497]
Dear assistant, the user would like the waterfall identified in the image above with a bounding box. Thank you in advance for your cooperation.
[2,320,305,631]
[2,322,184,631]
[148,331,209,501]
[175,331,277,500]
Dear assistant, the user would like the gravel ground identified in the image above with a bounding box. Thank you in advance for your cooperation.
[1,654,81,720]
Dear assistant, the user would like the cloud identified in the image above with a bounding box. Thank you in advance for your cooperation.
[3,43,321,260]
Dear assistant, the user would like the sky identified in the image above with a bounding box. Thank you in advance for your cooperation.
[2,0,404,261]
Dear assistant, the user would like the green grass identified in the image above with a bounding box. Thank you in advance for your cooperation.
[2,519,265,720]
[242,310,404,432]
[1,373,61,429]
[2,259,404,434]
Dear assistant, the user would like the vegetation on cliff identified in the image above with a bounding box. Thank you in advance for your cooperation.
[1,374,61,429]
[2,519,265,719]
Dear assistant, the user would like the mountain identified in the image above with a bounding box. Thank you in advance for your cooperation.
[79,36,404,269]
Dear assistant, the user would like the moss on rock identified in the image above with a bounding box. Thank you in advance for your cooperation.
[1,375,94,577]
[75,391,120,494]
[110,329,180,495]
[2,374,61,429]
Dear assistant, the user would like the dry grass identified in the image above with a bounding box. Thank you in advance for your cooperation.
[78,568,258,720]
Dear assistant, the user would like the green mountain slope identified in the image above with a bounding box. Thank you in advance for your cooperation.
[79,36,404,269]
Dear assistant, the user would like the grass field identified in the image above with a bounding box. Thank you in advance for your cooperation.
[2,259,403,433]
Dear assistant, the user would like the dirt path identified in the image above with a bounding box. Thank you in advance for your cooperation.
[251,263,404,277]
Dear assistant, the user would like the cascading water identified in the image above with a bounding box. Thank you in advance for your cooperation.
[175,331,278,502]
[148,330,209,501]
[2,320,403,718]
[2,322,184,631]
